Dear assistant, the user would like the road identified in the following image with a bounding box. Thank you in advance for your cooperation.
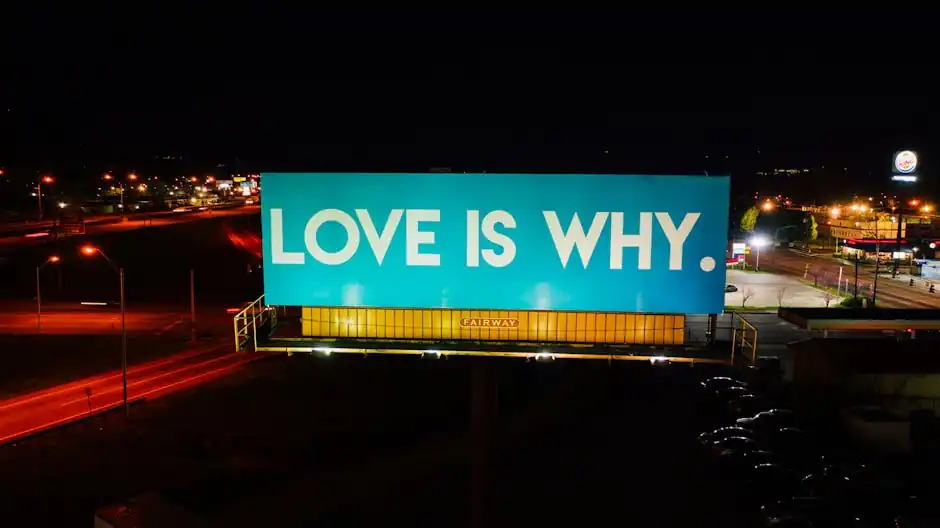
[0,301,239,335]
[0,205,259,249]
[752,248,940,308]
[0,344,261,445]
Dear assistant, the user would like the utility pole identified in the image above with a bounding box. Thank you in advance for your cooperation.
[872,216,880,307]
[895,208,904,278]
[854,253,860,300]
[190,269,197,343]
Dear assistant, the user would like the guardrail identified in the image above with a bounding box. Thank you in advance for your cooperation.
[234,295,278,352]
[730,312,758,364]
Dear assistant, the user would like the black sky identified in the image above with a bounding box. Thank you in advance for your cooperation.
[0,7,936,195]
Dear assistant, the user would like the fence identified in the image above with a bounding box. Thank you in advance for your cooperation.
[234,295,278,352]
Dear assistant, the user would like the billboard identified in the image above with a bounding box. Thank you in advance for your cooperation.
[261,173,730,314]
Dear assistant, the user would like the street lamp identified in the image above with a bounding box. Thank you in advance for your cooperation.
[37,175,53,220]
[80,244,128,416]
[36,255,61,331]
[750,235,770,270]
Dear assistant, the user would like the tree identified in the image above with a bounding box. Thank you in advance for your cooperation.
[776,287,788,307]
[822,290,833,308]
[741,288,755,308]
[740,206,760,233]
[807,214,818,241]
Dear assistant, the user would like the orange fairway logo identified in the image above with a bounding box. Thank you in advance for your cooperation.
[460,317,520,328]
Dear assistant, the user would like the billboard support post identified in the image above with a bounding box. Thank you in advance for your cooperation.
[470,360,496,528]
[707,314,717,345]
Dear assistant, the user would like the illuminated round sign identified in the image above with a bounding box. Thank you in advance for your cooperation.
[895,150,918,174]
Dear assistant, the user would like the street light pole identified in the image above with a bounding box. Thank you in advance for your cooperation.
[190,268,196,343]
[120,267,127,417]
[755,244,762,270]
[36,266,41,331]
[81,245,128,416]
[37,181,43,220]
[36,256,60,332]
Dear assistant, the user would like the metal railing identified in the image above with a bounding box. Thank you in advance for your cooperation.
[730,312,758,364]
[234,294,278,352]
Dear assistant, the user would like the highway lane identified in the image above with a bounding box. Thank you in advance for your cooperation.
[0,344,262,445]
[0,301,240,335]
[0,205,259,249]
[751,248,940,308]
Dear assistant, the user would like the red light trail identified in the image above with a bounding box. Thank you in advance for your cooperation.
[0,345,263,445]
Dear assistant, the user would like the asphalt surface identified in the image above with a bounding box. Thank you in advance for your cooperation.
[0,207,264,304]
[725,268,841,308]
[0,205,259,249]
[0,301,239,335]
[0,343,257,445]
[753,248,940,308]
[2,354,744,527]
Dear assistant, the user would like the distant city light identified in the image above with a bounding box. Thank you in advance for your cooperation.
[830,207,840,218]
[762,201,774,211]
[57,202,66,208]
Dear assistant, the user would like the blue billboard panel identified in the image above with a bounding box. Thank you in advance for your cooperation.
[261,173,730,314]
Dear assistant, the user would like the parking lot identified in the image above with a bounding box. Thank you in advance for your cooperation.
[725,269,842,308]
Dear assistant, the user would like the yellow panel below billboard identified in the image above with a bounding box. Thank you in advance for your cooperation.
[301,307,685,346]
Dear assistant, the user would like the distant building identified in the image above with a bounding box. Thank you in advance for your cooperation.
[820,217,904,241]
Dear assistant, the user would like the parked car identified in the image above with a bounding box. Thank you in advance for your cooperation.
[737,409,797,432]
[698,426,757,446]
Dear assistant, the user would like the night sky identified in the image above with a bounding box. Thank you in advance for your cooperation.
[1,7,936,201]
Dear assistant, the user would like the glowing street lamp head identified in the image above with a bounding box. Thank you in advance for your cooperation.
[103,173,113,180]
[830,207,840,218]
[48,255,60,263]
[41,175,53,184]
[80,245,98,256]
[750,235,770,248]
[762,201,774,211]
[127,173,138,181]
